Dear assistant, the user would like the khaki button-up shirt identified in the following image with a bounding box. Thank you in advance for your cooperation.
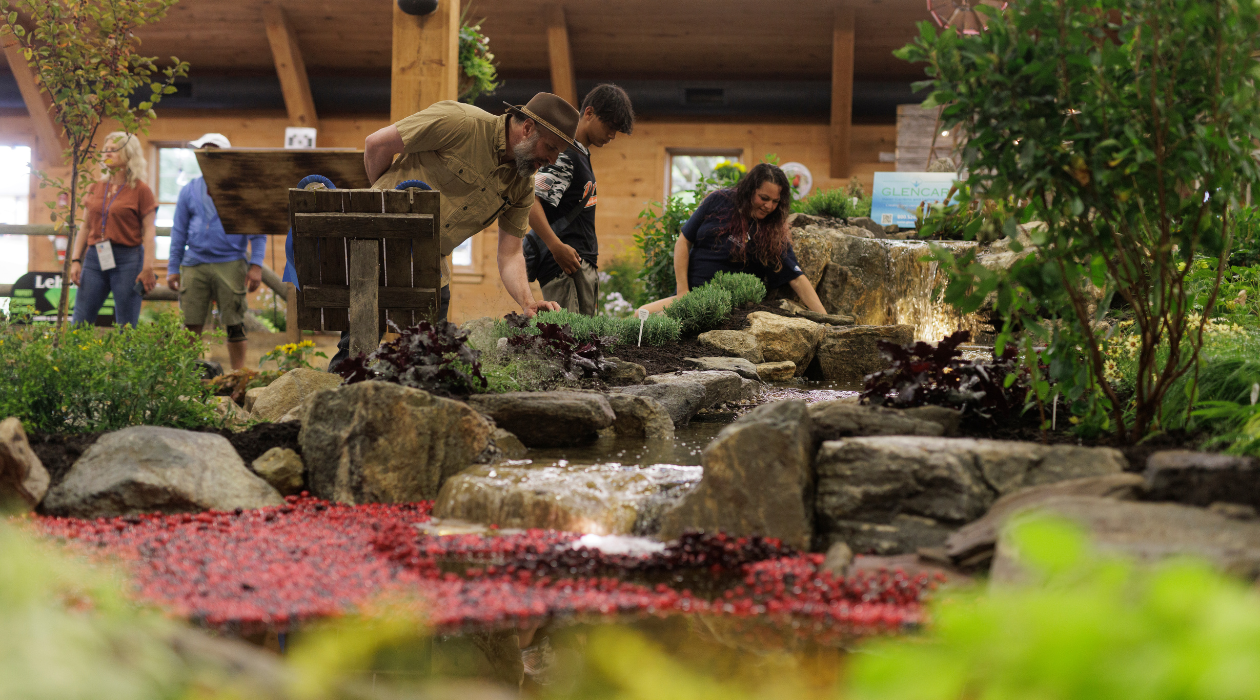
[372,101,534,286]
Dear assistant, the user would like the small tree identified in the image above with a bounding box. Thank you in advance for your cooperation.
[897,0,1260,441]
[1,0,188,328]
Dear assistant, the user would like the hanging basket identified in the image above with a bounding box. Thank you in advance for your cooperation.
[927,0,1008,35]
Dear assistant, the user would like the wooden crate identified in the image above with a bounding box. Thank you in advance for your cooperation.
[289,188,441,334]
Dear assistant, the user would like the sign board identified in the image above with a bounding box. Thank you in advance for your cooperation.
[870,172,959,228]
[5,271,114,324]
[285,127,317,149]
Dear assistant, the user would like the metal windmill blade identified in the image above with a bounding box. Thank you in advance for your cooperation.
[927,0,1008,35]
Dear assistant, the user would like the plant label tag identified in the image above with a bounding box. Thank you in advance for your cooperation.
[95,240,116,271]
[637,308,649,346]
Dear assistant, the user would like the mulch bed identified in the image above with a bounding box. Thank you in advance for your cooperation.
[612,302,792,375]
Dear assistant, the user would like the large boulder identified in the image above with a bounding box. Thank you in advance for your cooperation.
[466,391,615,447]
[811,324,914,386]
[658,400,816,549]
[0,417,49,511]
[814,436,1127,554]
[607,394,675,440]
[990,496,1260,582]
[808,401,960,439]
[1143,450,1259,508]
[434,463,702,536]
[745,312,825,375]
[42,426,283,518]
[697,330,763,364]
[250,368,345,422]
[610,382,708,427]
[644,370,744,408]
[682,357,761,381]
[302,382,493,504]
[789,224,837,286]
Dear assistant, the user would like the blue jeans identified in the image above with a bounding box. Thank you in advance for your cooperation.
[71,243,145,327]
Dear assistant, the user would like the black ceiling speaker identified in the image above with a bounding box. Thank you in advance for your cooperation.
[398,0,439,15]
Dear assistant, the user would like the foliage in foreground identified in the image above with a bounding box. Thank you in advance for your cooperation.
[0,313,218,434]
[848,516,1260,700]
[900,0,1260,442]
[708,270,767,308]
[861,330,1029,422]
[337,320,486,396]
[499,312,616,379]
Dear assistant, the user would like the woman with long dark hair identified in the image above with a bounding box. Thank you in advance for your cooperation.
[639,162,827,314]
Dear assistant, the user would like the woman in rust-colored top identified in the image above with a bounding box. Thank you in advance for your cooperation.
[69,132,158,327]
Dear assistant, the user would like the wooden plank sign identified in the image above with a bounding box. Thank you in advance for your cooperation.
[289,188,441,351]
[196,149,372,237]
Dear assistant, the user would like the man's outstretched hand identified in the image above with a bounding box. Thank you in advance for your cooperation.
[522,299,561,317]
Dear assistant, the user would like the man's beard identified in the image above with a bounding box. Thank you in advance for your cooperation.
[512,130,545,178]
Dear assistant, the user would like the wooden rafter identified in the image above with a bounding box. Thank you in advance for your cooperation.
[545,4,577,107]
[1,28,68,160]
[391,0,459,122]
[829,5,855,179]
[263,4,318,130]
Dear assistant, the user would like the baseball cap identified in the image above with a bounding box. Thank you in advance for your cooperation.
[189,133,232,149]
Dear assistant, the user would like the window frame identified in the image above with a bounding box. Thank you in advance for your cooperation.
[665,148,744,200]
[150,141,205,264]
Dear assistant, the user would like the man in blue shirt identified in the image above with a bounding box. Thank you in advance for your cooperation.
[166,133,266,370]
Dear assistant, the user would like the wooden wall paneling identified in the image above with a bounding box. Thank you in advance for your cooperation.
[896,103,957,171]
[830,5,855,179]
[545,4,577,107]
[262,4,319,130]
[391,0,459,123]
[1,29,67,162]
[289,188,322,330]
[315,188,348,331]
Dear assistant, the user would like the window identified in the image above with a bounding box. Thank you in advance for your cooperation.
[153,145,203,260]
[0,146,31,298]
[668,150,742,203]
[451,237,474,267]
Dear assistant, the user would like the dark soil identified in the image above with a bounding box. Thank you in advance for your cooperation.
[26,422,303,494]
[211,421,303,465]
[27,432,103,491]
[612,302,795,375]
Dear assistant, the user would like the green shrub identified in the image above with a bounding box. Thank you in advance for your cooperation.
[1163,357,1260,431]
[847,515,1260,700]
[792,186,872,219]
[708,271,766,308]
[0,312,218,434]
[665,286,732,335]
[492,309,682,348]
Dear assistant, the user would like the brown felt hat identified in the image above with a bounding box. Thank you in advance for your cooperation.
[503,93,579,148]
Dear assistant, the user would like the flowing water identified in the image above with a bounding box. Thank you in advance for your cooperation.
[881,239,993,342]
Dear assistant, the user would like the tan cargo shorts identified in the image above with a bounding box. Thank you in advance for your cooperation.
[179,260,248,327]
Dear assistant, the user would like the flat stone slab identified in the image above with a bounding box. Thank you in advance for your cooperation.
[1143,450,1260,508]
[610,382,708,427]
[644,370,744,408]
[467,391,615,447]
[682,357,760,381]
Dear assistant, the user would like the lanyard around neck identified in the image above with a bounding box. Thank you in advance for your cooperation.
[100,181,124,240]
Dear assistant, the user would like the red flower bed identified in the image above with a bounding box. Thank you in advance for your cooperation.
[34,495,934,637]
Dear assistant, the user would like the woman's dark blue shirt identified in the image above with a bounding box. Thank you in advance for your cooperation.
[680,190,804,291]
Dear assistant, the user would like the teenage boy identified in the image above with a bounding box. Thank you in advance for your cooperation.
[528,84,635,315]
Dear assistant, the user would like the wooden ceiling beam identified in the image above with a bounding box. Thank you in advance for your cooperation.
[391,0,459,122]
[545,4,577,107]
[263,4,319,130]
[1,29,68,162]
[829,5,855,179]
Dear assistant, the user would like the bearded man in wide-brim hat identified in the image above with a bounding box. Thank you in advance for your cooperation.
[324,93,577,371]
